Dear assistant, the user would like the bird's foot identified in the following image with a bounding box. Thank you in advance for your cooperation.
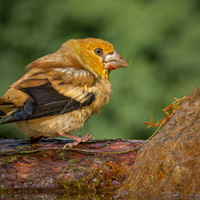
[57,131,94,148]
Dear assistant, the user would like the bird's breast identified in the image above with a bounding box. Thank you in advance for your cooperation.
[90,78,112,113]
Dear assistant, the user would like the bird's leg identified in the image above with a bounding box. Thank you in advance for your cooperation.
[57,131,94,148]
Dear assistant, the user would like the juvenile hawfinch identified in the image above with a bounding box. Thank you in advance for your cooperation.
[0,38,128,148]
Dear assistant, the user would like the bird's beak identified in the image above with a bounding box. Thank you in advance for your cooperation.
[104,50,129,70]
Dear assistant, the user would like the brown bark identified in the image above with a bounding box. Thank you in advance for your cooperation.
[0,138,143,190]
[121,88,200,198]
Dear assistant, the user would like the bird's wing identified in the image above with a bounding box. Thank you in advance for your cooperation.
[0,65,97,124]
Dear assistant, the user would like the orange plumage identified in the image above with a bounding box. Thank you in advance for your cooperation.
[0,38,128,147]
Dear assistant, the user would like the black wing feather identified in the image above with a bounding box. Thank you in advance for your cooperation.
[0,110,5,116]
[21,82,68,105]
[0,82,95,124]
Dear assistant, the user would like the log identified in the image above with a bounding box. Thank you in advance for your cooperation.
[0,138,143,192]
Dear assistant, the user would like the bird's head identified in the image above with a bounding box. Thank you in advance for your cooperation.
[61,38,129,79]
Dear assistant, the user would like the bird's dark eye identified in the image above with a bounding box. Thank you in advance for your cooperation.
[94,48,103,56]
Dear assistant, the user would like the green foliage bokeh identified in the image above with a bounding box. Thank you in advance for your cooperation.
[0,0,200,140]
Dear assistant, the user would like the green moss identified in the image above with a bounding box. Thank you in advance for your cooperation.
[15,146,32,150]
[0,156,18,165]
[57,161,129,193]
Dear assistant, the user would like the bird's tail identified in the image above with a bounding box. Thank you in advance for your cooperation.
[0,98,17,124]
[0,115,17,125]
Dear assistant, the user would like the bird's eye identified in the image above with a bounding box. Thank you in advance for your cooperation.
[94,48,103,56]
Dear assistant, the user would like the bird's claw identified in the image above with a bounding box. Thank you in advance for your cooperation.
[63,133,94,148]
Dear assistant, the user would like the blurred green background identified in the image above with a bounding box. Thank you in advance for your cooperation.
[0,0,200,140]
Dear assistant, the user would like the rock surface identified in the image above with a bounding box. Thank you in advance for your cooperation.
[121,88,200,195]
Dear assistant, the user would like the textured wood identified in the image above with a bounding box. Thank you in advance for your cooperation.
[0,138,143,189]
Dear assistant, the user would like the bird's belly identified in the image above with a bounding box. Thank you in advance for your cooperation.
[14,107,92,138]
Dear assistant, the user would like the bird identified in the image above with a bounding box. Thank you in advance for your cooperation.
[0,38,128,148]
